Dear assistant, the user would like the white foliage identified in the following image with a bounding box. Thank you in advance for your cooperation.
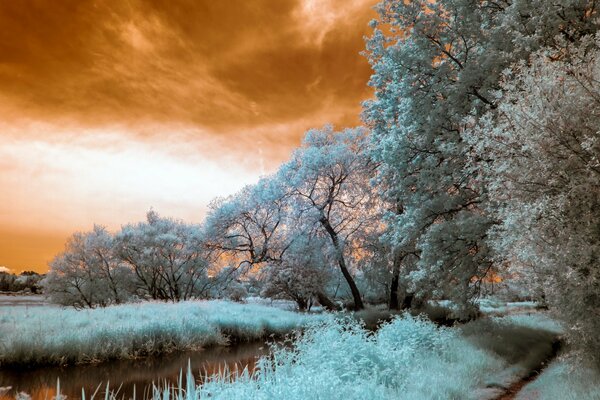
[277,126,378,309]
[43,225,134,308]
[115,211,210,301]
[363,0,599,312]
[471,35,600,364]
[0,300,318,366]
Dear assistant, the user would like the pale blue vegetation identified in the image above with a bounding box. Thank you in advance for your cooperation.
[515,358,600,400]
[137,314,560,400]
[477,299,541,315]
[0,300,319,367]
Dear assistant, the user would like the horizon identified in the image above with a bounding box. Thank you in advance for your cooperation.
[0,0,377,273]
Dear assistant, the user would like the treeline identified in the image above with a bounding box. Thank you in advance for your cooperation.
[45,0,600,366]
[43,213,247,308]
[45,129,391,311]
[362,0,600,366]
[0,271,44,294]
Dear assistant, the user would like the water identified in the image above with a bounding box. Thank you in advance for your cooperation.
[0,295,51,308]
[0,342,270,400]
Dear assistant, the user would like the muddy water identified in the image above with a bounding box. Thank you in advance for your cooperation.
[0,295,50,308]
[0,342,270,400]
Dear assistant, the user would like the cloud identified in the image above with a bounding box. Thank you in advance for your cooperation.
[0,0,375,131]
[0,123,264,234]
[0,0,378,272]
[0,266,11,274]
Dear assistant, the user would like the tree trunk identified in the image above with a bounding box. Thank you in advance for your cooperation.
[401,293,414,310]
[389,272,401,310]
[389,252,403,310]
[296,297,308,311]
[320,217,364,310]
[316,290,340,311]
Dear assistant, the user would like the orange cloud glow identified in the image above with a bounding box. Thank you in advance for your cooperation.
[0,0,377,273]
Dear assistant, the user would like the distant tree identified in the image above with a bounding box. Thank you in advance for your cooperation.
[43,226,132,308]
[15,271,44,294]
[0,270,44,293]
[260,235,333,311]
[0,272,14,292]
[208,265,250,301]
[115,211,210,301]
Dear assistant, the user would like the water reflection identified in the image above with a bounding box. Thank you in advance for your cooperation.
[0,342,269,400]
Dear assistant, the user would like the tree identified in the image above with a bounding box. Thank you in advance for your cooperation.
[363,0,599,314]
[260,235,333,311]
[0,271,44,293]
[87,225,132,304]
[471,36,600,365]
[278,126,377,310]
[204,174,342,309]
[204,176,290,273]
[115,211,210,301]
[43,226,132,308]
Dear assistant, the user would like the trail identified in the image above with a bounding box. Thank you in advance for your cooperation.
[493,340,561,400]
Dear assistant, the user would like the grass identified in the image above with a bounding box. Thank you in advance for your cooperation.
[133,313,563,400]
[0,300,319,367]
[154,314,505,399]
[460,313,563,397]
[477,298,541,315]
[515,357,600,400]
[1,298,570,399]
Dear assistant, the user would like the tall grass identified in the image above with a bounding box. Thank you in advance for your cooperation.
[142,315,518,400]
[0,300,319,367]
[136,313,562,400]
[7,308,566,399]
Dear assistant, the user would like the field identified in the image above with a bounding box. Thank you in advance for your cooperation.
[2,299,600,399]
[0,300,319,367]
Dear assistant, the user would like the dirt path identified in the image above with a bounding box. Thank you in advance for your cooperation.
[493,340,561,400]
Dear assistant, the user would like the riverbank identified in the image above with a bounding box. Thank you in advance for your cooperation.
[140,313,563,400]
[0,300,319,367]
[514,356,600,400]
[0,340,270,400]
[0,294,50,308]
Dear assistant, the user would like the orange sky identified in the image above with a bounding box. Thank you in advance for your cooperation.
[0,0,377,273]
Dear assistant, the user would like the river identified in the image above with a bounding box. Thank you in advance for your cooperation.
[0,295,277,399]
[0,341,270,400]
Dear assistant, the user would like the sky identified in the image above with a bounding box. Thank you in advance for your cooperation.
[0,0,377,273]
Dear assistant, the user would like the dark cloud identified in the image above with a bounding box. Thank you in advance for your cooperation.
[0,0,375,131]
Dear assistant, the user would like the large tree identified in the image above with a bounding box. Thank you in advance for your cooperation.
[278,126,377,310]
[44,225,132,308]
[115,211,209,301]
[363,0,599,313]
[204,177,290,271]
[472,36,600,364]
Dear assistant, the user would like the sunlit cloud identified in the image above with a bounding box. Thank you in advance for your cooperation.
[0,0,377,271]
[0,123,261,234]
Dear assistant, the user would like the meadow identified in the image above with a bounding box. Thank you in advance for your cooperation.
[3,299,600,400]
[0,300,319,367]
